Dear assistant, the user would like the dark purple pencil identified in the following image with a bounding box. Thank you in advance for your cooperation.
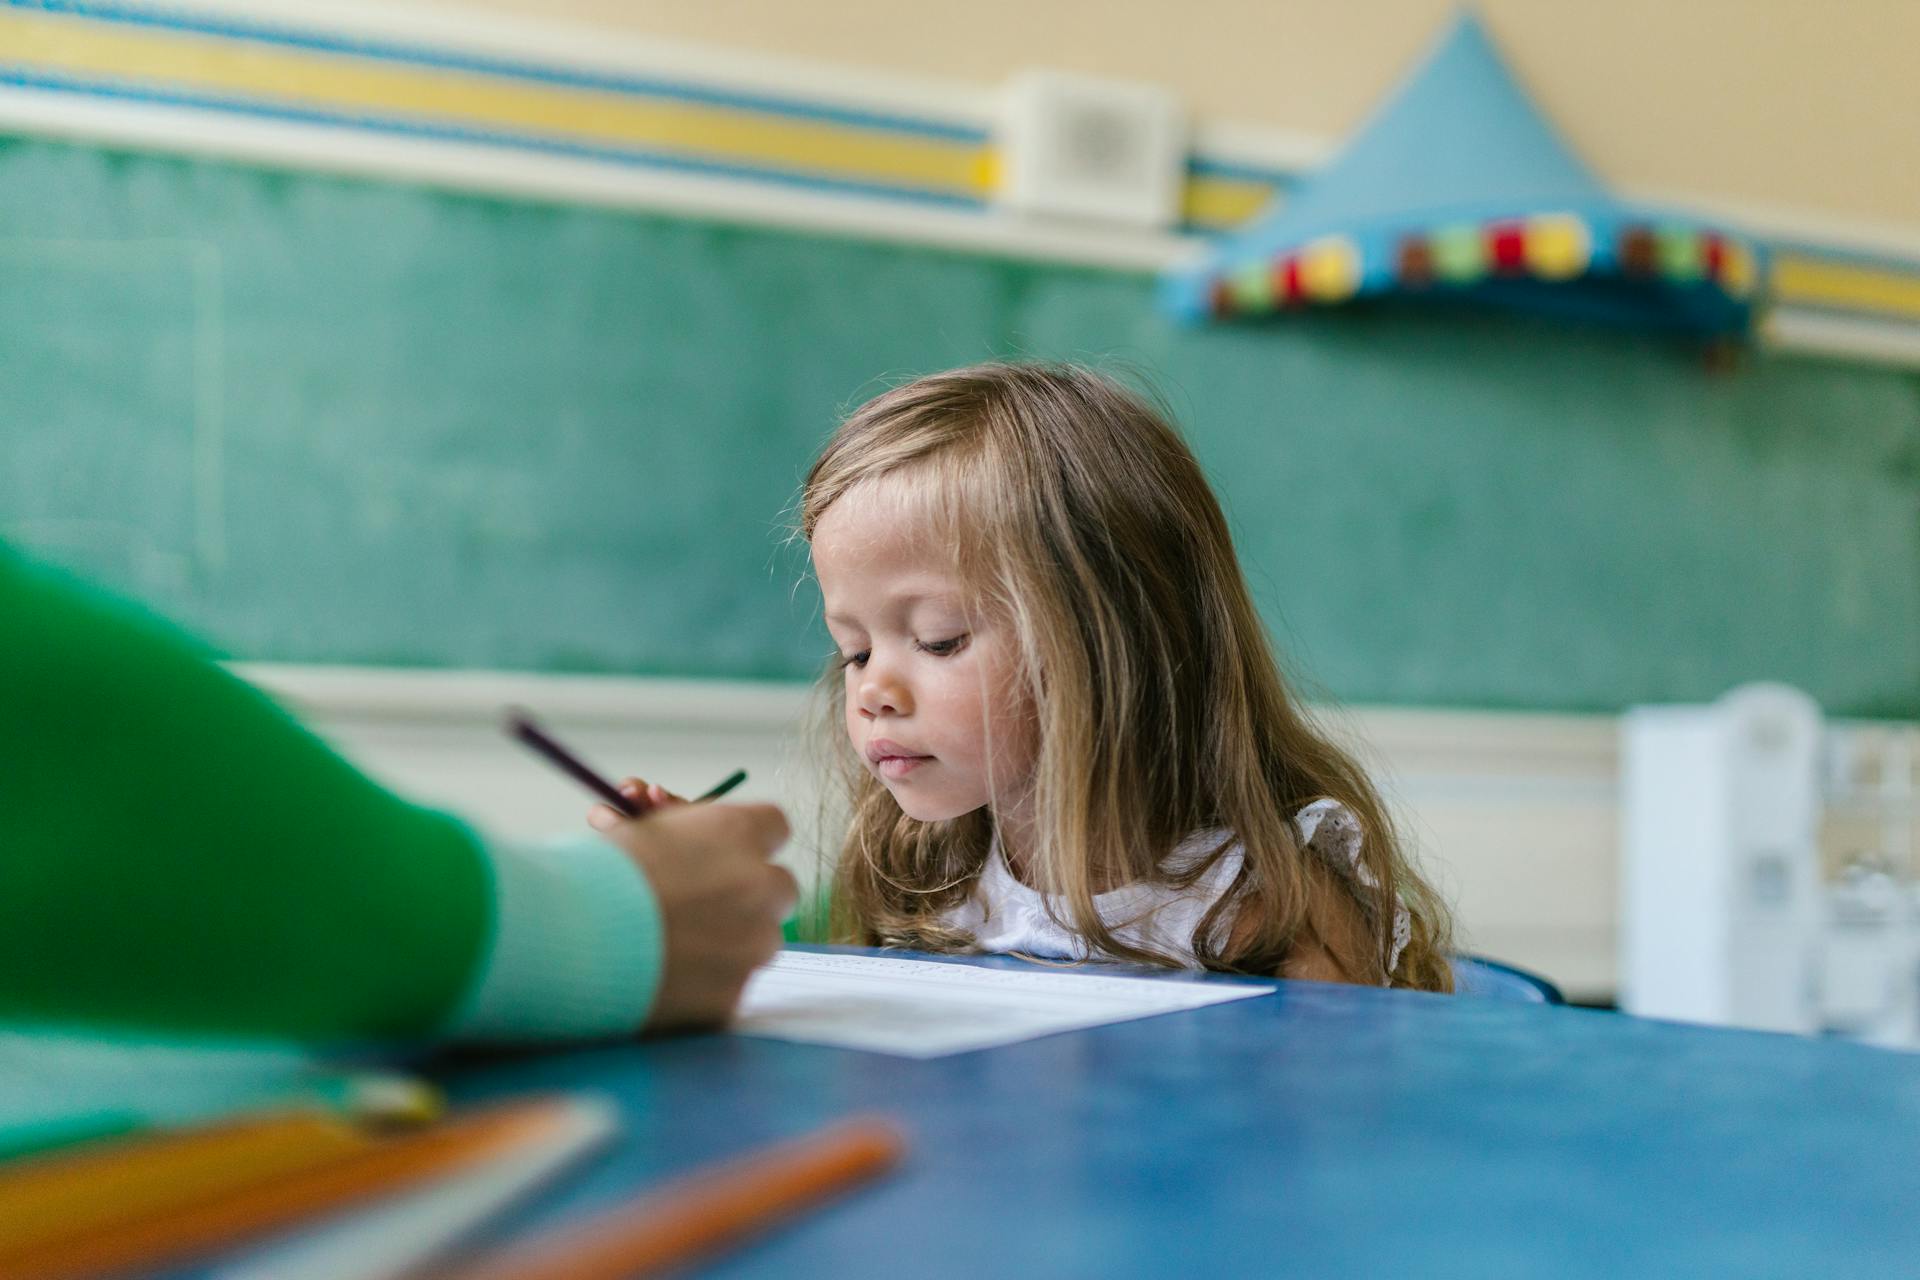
[506,709,747,814]
[506,709,641,818]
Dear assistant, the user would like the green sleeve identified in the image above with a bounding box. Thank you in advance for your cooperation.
[0,546,660,1044]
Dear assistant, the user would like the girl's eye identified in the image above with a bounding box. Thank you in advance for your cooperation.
[916,634,969,657]
[838,650,870,670]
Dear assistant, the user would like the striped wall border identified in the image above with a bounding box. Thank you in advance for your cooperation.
[2,0,1917,364]
[0,0,1284,232]
[1763,247,1920,364]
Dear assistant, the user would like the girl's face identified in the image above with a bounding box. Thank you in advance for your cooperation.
[812,480,1036,826]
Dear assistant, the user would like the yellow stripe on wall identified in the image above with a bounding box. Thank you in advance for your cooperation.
[1771,253,1920,322]
[1182,175,1278,231]
[0,8,994,198]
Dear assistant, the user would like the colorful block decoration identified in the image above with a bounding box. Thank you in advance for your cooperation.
[1207,212,1761,325]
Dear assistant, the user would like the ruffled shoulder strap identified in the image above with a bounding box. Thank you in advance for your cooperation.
[1291,799,1412,978]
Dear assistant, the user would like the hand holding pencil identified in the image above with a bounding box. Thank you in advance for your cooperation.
[604,802,799,1033]
[505,709,795,1033]
[587,776,685,829]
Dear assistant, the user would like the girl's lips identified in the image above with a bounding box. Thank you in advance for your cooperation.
[865,738,932,780]
[875,754,929,780]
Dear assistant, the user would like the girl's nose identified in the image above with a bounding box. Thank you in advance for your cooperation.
[858,671,911,718]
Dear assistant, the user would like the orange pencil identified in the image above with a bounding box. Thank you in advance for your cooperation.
[0,1107,373,1261]
[428,1116,906,1280]
[4,1096,586,1280]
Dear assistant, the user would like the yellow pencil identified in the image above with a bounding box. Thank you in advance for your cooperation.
[1,1096,582,1280]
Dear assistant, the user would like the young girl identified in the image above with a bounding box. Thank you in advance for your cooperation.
[606,362,1452,989]
[801,361,1451,990]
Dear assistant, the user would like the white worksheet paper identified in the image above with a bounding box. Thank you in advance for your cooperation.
[733,951,1274,1058]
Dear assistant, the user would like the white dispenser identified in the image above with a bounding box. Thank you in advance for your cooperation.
[1621,684,1824,1032]
[1621,684,1920,1047]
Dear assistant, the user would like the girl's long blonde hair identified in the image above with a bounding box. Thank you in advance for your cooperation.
[799,362,1453,990]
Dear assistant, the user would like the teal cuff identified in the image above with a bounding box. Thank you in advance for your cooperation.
[443,833,663,1044]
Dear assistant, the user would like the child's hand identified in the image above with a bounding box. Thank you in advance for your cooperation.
[587,776,687,830]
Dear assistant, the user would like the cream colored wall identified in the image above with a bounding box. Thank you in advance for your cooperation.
[447,0,1920,241]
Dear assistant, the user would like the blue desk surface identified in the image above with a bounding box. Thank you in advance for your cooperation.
[412,948,1920,1279]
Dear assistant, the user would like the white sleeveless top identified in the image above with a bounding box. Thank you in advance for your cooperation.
[937,800,1411,977]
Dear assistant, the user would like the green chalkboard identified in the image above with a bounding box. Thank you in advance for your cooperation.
[2,136,1917,714]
